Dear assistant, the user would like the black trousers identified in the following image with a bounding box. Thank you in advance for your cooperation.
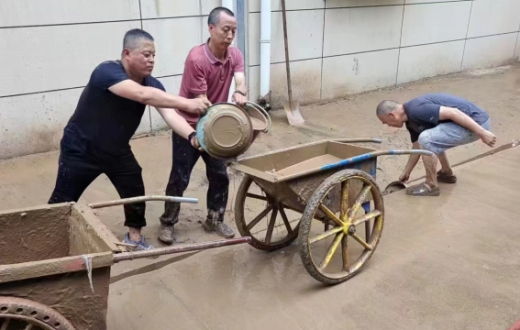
[160,132,229,225]
[48,128,146,228]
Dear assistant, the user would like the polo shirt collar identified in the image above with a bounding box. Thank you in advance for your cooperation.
[204,38,231,65]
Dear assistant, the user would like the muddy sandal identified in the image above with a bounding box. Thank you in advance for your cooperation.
[437,170,457,183]
[406,182,440,196]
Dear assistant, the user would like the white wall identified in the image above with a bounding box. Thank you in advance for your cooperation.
[1,0,519,159]
[247,0,520,108]
[0,0,218,159]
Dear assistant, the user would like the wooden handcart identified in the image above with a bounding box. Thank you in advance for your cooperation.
[0,196,250,330]
[230,138,431,284]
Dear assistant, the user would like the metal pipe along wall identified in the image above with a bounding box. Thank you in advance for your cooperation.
[260,0,271,98]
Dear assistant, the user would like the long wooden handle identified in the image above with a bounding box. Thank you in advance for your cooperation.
[88,195,198,209]
[281,0,293,104]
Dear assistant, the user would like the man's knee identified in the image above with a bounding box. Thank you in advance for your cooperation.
[209,162,229,183]
[418,131,434,151]
[171,166,190,189]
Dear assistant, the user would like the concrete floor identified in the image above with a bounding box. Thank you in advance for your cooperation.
[0,66,519,329]
[107,146,520,330]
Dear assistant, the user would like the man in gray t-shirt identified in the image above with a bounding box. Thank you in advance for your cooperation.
[376,93,496,196]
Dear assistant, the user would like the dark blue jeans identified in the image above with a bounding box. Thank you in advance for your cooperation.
[161,133,229,225]
[48,127,146,228]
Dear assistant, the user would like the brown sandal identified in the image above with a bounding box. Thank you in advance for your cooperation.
[406,182,440,196]
[437,170,457,183]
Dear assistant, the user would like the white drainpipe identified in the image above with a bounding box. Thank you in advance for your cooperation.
[260,0,271,100]
[222,0,236,102]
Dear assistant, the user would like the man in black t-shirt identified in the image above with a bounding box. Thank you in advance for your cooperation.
[376,93,496,197]
[48,29,211,250]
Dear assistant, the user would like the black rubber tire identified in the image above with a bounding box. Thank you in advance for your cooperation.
[298,169,384,285]
[234,175,299,251]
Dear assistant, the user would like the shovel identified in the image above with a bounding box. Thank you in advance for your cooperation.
[382,181,408,196]
[281,0,305,126]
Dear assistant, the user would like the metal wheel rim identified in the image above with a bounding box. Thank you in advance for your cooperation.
[306,175,384,281]
[0,297,76,330]
[0,314,58,330]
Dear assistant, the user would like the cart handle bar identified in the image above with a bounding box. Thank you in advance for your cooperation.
[113,237,252,262]
[321,149,433,172]
[88,195,198,209]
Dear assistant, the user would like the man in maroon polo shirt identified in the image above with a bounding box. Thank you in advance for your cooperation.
[158,7,247,244]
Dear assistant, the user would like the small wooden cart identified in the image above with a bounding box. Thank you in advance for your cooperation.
[0,197,250,330]
[230,138,431,284]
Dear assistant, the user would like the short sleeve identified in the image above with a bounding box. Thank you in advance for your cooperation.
[147,77,166,92]
[232,48,245,73]
[407,102,441,125]
[405,122,420,143]
[183,58,207,95]
[90,61,129,90]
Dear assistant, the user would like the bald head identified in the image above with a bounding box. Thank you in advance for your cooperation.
[123,29,154,51]
[376,100,401,117]
[376,100,407,128]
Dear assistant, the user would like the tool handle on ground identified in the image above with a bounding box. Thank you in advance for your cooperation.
[387,149,433,156]
[88,195,198,209]
[332,138,383,144]
[368,149,433,158]
[112,237,252,262]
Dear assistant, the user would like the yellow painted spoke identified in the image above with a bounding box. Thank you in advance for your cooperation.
[319,233,344,271]
[319,203,344,226]
[352,210,381,226]
[309,226,343,244]
[342,234,350,272]
[341,180,350,222]
[347,185,372,220]
[351,233,373,250]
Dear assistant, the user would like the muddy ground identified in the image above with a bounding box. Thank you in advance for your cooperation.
[107,145,520,330]
[0,65,519,329]
[0,65,518,248]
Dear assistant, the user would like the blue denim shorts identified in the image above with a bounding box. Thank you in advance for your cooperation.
[418,118,490,155]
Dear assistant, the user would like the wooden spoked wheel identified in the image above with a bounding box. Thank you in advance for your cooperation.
[0,297,76,330]
[299,169,384,285]
[234,175,300,251]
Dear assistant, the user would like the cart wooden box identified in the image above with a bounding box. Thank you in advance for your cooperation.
[0,202,119,329]
[231,138,431,284]
[0,198,250,330]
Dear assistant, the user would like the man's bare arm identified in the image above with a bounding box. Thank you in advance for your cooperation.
[109,80,210,114]
[155,107,201,149]
[232,72,247,105]
[155,107,195,139]
[234,72,247,94]
[439,106,496,147]
[194,93,209,100]
[400,141,421,182]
